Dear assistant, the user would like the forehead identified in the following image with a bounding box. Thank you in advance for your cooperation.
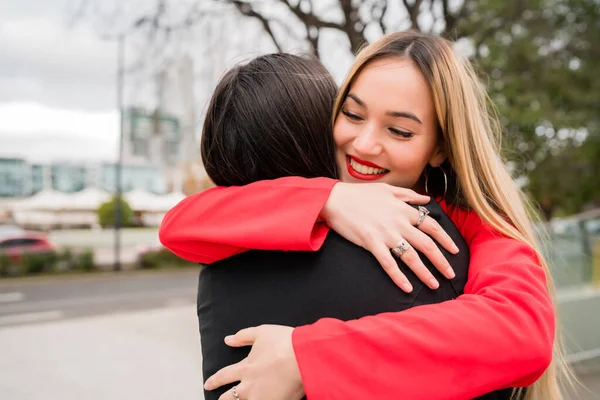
[348,57,434,116]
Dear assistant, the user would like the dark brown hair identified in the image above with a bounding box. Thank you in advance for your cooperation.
[201,53,338,186]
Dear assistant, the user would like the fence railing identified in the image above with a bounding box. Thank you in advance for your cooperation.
[541,215,600,365]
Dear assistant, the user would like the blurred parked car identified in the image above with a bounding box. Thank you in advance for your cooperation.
[0,230,56,262]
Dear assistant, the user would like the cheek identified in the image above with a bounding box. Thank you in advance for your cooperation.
[333,118,355,148]
[382,143,429,189]
[385,140,432,172]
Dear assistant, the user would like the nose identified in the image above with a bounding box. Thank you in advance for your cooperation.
[352,124,382,156]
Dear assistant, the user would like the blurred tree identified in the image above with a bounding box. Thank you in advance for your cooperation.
[97,195,134,228]
[130,0,478,58]
[474,0,600,219]
[77,0,600,218]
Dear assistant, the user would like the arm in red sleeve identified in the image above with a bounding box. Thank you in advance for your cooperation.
[292,210,555,400]
[158,177,337,264]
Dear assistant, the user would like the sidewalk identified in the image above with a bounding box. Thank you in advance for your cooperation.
[0,305,204,400]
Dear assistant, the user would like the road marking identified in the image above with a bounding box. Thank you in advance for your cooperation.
[0,310,64,326]
[557,286,600,304]
[567,347,600,364]
[0,289,194,315]
[0,292,24,303]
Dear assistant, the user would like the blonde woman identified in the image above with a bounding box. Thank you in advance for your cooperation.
[160,31,566,399]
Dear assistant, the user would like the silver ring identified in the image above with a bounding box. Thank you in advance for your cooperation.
[231,386,240,400]
[391,239,410,258]
[415,205,430,228]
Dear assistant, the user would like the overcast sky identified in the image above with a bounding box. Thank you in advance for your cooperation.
[0,0,125,162]
[0,0,413,163]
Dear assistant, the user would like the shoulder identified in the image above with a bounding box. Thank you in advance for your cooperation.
[438,200,508,246]
[439,200,540,267]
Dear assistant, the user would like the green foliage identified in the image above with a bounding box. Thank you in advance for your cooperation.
[56,247,75,270]
[463,0,600,218]
[60,247,73,262]
[73,249,96,272]
[97,195,134,228]
[139,248,191,269]
[139,251,161,269]
[0,246,193,277]
[0,254,10,277]
[22,252,58,274]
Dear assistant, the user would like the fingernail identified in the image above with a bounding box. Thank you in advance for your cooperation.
[429,278,439,289]
[204,380,213,390]
[224,335,234,344]
[446,268,455,279]
[452,245,459,254]
[401,282,413,293]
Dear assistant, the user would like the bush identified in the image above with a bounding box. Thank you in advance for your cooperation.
[60,247,73,262]
[139,251,161,269]
[97,195,134,228]
[139,248,191,269]
[0,254,10,277]
[55,247,74,271]
[22,252,58,274]
[73,249,95,272]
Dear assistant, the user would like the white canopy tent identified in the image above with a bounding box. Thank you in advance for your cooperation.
[11,188,105,228]
[12,189,72,211]
[124,189,186,213]
[124,189,163,212]
[69,187,111,211]
[155,191,186,211]
[12,211,98,227]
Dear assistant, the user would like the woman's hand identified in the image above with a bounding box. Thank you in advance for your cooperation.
[320,182,458,293]
[204,325,304,400]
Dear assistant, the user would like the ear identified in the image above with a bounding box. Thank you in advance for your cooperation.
[429,146,447,168]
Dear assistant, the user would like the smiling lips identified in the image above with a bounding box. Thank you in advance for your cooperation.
[346,155,389,181]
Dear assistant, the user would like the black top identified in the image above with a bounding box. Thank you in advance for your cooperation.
[197,199,516,400]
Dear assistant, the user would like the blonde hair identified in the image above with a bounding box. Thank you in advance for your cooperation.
[333,31,572,400]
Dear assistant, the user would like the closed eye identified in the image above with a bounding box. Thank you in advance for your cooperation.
[389,128,414,138]
[341,109,363,121]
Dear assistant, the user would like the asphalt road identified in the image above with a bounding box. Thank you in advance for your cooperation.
[0,268,200,327]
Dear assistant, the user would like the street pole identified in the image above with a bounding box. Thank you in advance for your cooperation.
[114,34,125,272]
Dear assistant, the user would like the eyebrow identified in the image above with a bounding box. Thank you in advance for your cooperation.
[347,93,423,124]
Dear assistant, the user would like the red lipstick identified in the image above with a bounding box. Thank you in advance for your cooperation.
[348,155,385,169]
[346,155,389,181]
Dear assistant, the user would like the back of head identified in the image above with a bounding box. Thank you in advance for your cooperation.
[201,53,338,186]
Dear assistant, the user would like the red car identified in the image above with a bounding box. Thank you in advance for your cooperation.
[0,230,56,263]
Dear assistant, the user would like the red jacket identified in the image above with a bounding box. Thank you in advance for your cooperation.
[159,177,554,399]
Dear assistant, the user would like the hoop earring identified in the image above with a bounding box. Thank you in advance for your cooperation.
[425,166,448,199]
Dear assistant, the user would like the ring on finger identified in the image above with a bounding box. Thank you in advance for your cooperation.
[415,205,430,228]
[391,239,410,258]
[231,386,240,400]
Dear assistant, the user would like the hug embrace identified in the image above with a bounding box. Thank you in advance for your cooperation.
[159,31,569,400]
